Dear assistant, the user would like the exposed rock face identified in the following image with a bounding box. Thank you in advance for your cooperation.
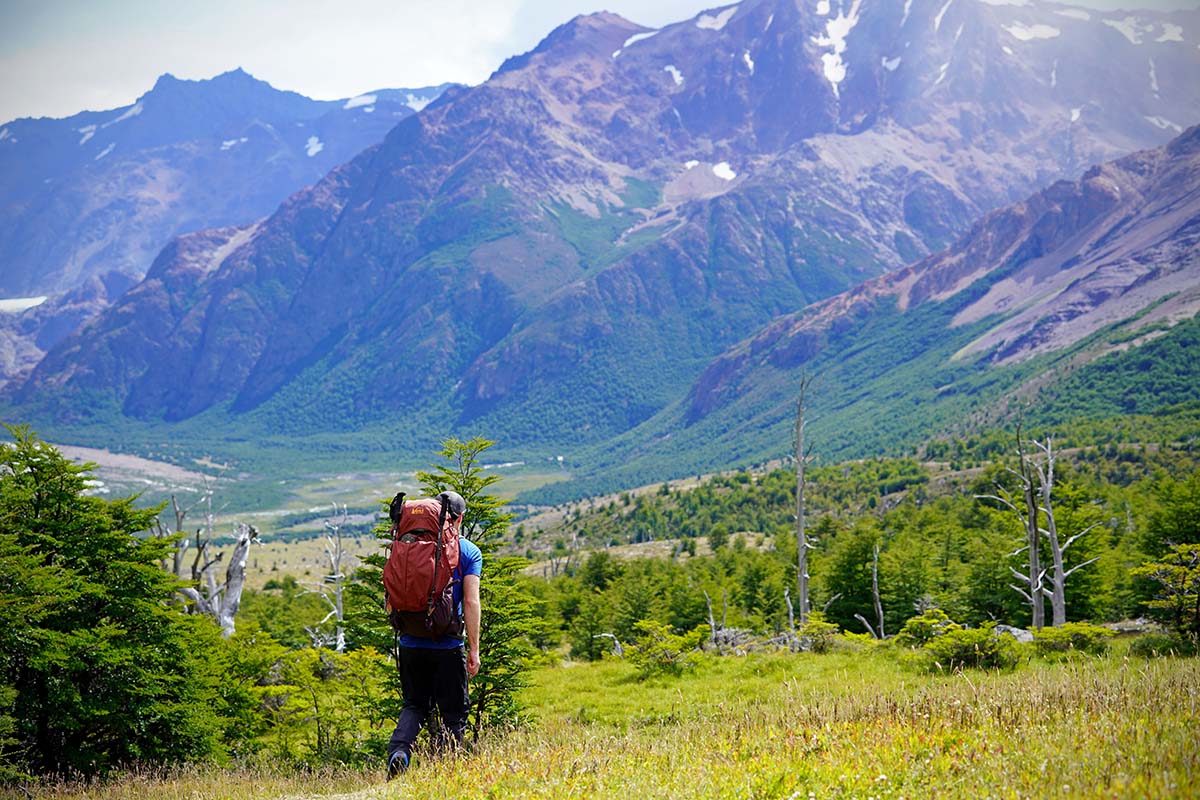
[686,124,1200,423]
[10,0,1200,454]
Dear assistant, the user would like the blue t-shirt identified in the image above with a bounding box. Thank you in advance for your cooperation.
[399,537,482,649]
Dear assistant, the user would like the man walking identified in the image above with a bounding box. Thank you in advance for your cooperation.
[386,491,482,777]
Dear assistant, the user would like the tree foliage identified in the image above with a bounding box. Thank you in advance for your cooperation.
[0,426,242,776]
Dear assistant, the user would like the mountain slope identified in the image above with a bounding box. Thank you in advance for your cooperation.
[0,69,449,296]
[9,0,1200,477]
[571,123,1200,496]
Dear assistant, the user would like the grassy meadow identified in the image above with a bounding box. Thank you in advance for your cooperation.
[19,645,1198,800]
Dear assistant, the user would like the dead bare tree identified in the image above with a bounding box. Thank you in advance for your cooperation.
[979,432,1102,627]
[871,542,885,639]
[1029,437,1103,626]
[179,522,258,637]
[794,372,817,625]
[305,504,350,652]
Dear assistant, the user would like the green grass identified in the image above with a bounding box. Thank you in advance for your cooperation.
[18,649,1199,799]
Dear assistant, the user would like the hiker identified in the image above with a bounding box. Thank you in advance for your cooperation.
[384,490,482,777]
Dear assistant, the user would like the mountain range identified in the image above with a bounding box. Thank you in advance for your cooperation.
[0,69,449,383]
[5,0,1200,499]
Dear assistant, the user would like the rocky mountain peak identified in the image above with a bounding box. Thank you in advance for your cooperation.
[495,12,645,76]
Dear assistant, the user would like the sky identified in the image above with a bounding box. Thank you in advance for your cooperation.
[1,0,1197,124]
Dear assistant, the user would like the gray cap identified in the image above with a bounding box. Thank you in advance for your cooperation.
[439,490,467,518]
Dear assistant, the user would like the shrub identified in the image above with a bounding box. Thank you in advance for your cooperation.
[924,624,1022,671]
[798,612,840,654]
[627,620,708,680]
[1128,633,1199,659]
[1032,622,1114,659]
[894,608,960,648]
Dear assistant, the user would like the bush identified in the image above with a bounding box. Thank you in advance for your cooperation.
[627,620,707,680]
[923,624,1022,671]
[1032,622,1114,659]
[1128,633,1199,659]
[798,612,840,654]
[894,608,960,648]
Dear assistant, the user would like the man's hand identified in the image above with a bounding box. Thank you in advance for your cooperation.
[467,649,481,677]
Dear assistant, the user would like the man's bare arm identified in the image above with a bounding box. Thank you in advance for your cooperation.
[463,573,481,677]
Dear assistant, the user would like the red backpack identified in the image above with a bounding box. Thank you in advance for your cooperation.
[383,492,463,638]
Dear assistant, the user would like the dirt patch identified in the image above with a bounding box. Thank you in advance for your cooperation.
[55,444,213,486]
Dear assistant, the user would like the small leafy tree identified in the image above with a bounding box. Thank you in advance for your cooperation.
[797,612,839,654]
[894,608,960,649]
[346,437,538,741]
[1133,543,1200,641]
[417,437,538,738]
[923,625,1022,672]
[0,426,235,776]
[627,620,707,680]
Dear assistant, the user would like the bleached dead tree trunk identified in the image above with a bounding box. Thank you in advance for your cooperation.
[179,522,257,636]
[978,429,1046,629]
[980,433,1102,628]
[872,542,885,639]
[306,504,349,651]
[1016,432,1046,630]
[795,372,816,625]
[1029,438,1103,627]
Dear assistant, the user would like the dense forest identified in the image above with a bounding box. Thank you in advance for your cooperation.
[1,423,1197,788]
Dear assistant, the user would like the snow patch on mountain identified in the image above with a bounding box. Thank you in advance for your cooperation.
[934,0,955,33]
[102,102,143,129]
[684,160,700,169]
[1146,116,1182,132]
[1050,59,1058,88]
[902,0,914,27]
[78,125,96,145]
[221,137,249,151]
[1156,24,1183,43]
[743,51,755,73]
[712,162,736,180]
[1104,17,1151,45]
[664,65,684,86]
[1071,107,1082,122]
[94,142,115,161]
[978,0,1029,6]
[813,0,863,97]
[613,30,659,58]
[0,296,47,313]
[935,61,950,85]
[1149,58,1159,95]
[1055,9,1090,22]
[882,56,902,71]
[0,128,8,143]
[1004,23,1061,41]
[696,6,737,31]
[344,94,376,110]
[816,0,830,15]
[405,94,432,112]
[305,136,324,157]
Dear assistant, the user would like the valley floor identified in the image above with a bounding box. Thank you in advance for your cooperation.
[19,647,1199,800]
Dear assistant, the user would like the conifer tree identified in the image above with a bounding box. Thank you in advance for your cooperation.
[0,426,233,776]
[416,437,537,738]
[346,437,537,739]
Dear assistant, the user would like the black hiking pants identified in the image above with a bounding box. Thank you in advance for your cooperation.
[388,645,469,759]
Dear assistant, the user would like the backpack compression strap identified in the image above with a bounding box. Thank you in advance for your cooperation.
[426,493,451,625]
[385,492,406,607]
